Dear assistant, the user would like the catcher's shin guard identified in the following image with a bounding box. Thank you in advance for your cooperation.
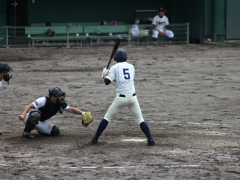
[24,118,36,133]
[51,125,60,136]
[29,109,41,125]
[24,109,41,133]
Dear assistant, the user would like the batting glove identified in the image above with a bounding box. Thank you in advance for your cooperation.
[102,67,109,78]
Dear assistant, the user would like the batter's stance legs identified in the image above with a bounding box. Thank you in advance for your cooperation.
[91,119,155,146]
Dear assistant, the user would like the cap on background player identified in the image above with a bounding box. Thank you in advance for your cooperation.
[158,7,167,12]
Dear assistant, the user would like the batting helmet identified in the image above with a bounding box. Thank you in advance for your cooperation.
[114,48,127,61]
[49,87,65,98]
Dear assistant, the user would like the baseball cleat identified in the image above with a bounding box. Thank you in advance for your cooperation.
[23,132,34,139]
[91,138,98,145]
[148,140,155,146]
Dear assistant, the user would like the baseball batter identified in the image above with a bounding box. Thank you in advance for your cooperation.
[152,7,174,40]
[91,48,155,146]
[19,87,91,139]
[0,63,12,135]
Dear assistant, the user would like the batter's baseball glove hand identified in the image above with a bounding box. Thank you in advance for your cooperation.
[82,112,94,127]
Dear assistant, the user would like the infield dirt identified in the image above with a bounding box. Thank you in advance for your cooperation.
[1,43,240,179]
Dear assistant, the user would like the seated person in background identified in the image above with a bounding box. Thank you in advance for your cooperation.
[152,7,174,40]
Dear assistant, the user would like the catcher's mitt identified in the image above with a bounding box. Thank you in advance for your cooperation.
[82,112,94,127]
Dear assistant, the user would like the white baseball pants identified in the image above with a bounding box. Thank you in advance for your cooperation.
[104,93,145,125]
[23,112,54,135]
[152,28,174,38]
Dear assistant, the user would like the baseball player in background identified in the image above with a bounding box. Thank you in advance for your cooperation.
[91,48,155,146]
[152,7,174,40]
[0,63,13,135]
[19,87,91,139]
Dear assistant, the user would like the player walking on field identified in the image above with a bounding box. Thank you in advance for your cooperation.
[91,48,155,146]
[0,64,13,135]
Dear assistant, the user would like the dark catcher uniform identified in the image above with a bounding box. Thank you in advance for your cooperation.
[23,96,68,136]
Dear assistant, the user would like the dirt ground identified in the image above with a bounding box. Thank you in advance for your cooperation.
[1,43,240,179]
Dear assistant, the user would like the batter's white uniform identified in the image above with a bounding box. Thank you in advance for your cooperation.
[152,15,174,38]
[23,97,69,135]
[104,62,145,125]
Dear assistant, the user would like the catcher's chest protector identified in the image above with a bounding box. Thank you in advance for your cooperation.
[38,97,62,121]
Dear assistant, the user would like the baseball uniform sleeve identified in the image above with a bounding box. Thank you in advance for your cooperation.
[165,16,169,26]
[64,106,69,111]
[106,66,116,82]
[32,97,47,109]
[152,16,157,25]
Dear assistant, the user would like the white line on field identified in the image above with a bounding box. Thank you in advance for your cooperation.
[122,138,146,142]
[217,156,238,160]
[0,163,198,169]
[164,165,198,168]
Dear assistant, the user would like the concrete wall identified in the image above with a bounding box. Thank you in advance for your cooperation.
[172,0,204,43]
[27,0,164,24]
[203,0,225,42]
[226,0,240,39]
[0,0,7,26]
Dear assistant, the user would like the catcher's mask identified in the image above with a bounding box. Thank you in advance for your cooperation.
[49,87,65,98]
[114,48,127,62]
[49,87,66,107]
[0,64,12,84]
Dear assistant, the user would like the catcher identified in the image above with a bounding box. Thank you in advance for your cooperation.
[18,87,93,139]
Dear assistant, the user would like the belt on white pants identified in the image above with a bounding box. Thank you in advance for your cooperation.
[119,93,136,97]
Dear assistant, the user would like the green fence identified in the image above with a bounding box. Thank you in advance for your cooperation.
[0,23,189,48]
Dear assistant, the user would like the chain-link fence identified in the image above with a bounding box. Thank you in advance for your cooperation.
[0,27,7,48]
[0,24,189,48]
[135,10,158,23]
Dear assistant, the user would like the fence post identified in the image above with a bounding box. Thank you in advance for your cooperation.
[128,24,131,45]
[5,26,9,48]
[187,22,189,44]
[67,26,70,47]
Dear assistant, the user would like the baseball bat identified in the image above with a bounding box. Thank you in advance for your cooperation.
[106,37,122,69]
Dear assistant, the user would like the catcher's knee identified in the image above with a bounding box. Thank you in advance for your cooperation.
[51,125,60,136]
[28,109,41,125]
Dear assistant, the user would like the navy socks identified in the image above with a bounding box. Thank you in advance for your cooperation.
[140,122,153,141]
[93,119,109,140]
[93,120,153,142]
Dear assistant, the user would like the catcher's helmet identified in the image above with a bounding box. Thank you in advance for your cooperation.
[114,48,127,61]
[49,87,65,98]
[0,64,12,84]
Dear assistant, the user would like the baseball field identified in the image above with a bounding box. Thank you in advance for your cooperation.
[1,43,240,179]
